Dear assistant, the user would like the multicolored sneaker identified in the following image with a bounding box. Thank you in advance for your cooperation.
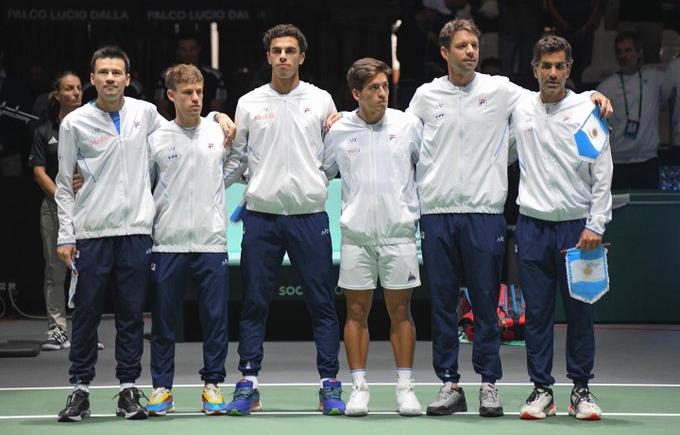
[520,386,556,420]
[569,386,602,421]
[202,384,228,415]
[225,380,262,416]
[147,387,174,416]
[318,379,345,416]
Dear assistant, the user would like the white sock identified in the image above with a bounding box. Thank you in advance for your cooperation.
[396,368,413,385]
[120,382,134,391]
[244,375,258,389]
[74,384,89,393]
[204,382,217,389]
[351,369,367,383]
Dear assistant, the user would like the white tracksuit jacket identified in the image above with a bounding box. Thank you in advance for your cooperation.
[225,81,336,215]
[406,73,527,215]
[55,97,164,245]
[322,109,422,246]
[148,118,237,252]
[511,91,613,235]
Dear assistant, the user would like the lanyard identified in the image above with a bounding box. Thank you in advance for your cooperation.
[618,69,642,120]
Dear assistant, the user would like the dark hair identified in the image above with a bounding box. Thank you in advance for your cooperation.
[438,19,481,49]
[262,24,308,53]
[531,35,573,66]
[164,63,204,90]
[347,58,392,91]
[615,31,643,52]
[48,71,80,120]
[90,45,130,73]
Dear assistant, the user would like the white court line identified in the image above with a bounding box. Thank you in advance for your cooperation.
[1,411,680,420]
[1,382,680,391]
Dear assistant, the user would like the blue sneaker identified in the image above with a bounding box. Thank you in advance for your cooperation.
[202,384,228,415]
[147,387,174,416]
[318,379,345,415]
[225,380,261,416]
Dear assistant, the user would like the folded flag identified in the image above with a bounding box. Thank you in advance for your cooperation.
[565,245,610,304]
[574,106,609,163]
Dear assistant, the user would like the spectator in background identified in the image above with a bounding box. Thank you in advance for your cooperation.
[546,0,603,90]
[28,72,87,351]
[154,32,226,119]
[596,32,668,189]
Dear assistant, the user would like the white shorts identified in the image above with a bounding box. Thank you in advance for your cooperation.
[338,242,421,290]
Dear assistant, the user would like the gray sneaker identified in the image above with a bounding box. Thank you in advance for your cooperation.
[426,383,467,416]
[479,383,504,417]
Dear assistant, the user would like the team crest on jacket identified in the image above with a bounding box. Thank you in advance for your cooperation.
[208,143,215,149]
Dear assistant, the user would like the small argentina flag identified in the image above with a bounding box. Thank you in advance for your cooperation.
[573,106,608,163]
[565,245,610,304]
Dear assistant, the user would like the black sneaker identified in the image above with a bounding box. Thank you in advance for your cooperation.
[115,387,148,420]
[58,389,90,422]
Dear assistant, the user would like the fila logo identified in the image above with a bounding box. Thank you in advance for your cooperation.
[304,107,311,113]
[496,235,505,243]
[407,271,417,282]
[562,115,571,123]
[151,263,156,271]
[321,228,330,236]
[133,120,141,128]
[389,134,396,141]
[221,257,229,266]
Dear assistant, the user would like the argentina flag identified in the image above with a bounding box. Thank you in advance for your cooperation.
[565,245,610,304]
[573,106,609,163]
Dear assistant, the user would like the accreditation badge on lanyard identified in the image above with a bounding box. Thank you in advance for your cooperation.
[574,106,609,162]
[619,70,642,138]
[565,246,610,304]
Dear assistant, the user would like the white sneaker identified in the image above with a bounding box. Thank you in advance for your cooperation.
[569,387,602,420]
[345,379,369,416]
[396,380,422,416]
[520,386,556,420]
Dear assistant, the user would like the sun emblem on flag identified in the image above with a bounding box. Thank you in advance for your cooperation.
[591,128,599,138]
[583,265,593,276]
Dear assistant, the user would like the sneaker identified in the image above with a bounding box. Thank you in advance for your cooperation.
[520,386,556,420]
[318,379,345,415]
[569,386,602,421]
[426,384,467,416]
[57,389,90,422]
[115,387,148,420]
[479,383,504,417]
[344,379,369,416]
[396,380,422,416]
[42,327,70,351]
[147,387,174,416]
[202,384,228,415]
[225,380,262,416]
